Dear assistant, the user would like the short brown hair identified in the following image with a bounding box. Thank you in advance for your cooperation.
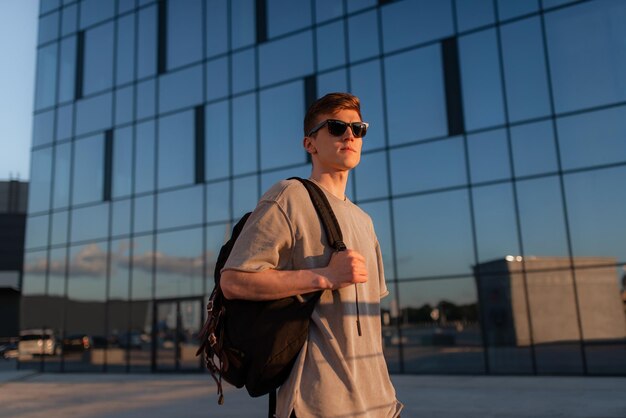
[303,92,362,136]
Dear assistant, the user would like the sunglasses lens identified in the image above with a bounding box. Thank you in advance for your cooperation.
[327,120,348,136]
[352,123,367,138]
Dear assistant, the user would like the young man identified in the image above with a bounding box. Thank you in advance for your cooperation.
[220,93,402,417]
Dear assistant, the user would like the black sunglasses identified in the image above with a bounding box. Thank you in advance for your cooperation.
[307,119,369,138]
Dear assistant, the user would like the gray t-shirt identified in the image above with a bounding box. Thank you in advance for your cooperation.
[224,179,402,418]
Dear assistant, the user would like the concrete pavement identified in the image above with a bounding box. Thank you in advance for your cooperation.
[1,368,625,418]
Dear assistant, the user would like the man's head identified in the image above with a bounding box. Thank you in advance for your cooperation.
[303,93,367,173]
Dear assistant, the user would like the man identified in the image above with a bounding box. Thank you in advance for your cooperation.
[220,93,402,417]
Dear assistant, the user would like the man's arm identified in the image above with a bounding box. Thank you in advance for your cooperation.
[221,250,368,301]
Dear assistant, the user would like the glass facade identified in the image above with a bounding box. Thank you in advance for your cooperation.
[22,0,626,376]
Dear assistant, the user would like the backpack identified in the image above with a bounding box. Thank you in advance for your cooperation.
[196,177,347,406]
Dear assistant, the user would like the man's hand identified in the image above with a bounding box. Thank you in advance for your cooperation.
[317,249,368,290]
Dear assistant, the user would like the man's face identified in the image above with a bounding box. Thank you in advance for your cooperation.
[305,109,363,173]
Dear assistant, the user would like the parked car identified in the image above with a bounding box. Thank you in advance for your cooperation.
[62,334,107,352]
[0,342,18,359]
[18,329,60,356]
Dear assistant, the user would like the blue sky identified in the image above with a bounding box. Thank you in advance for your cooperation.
[0,0,38,181]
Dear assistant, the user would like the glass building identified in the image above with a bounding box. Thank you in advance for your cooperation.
[23,0,626,375]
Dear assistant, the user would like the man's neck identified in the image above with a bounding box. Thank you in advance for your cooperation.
[309,169,349,200]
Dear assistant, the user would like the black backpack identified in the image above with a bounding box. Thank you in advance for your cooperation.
[196,177,348,407]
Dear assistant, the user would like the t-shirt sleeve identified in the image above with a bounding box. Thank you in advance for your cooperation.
[222,200,294,273]
[375,240,389,299]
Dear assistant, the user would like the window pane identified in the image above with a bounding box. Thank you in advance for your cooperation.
[394,190,474,278]
[390,137,466,195]
[133,195,154,234]
[32,110,55,147]
[205,101,230,180]
[556,105,626,171]
[260,81,306,170]
[157,186,203,230]
[359,200,395,279]
[83,22,114,96]
[233,175,258,221]
[315,0,343,23]
[38,11,59,45]
[206,57,229,100]
[116,13,135,86]
[455,0,494,32]
[232,49,256,94]
[232,93,258,175]
[137,5,157,78]
[56,103,73,141]
[267,0,311,38]
[347,10,379,62]
[50,210,69,245]
[349,60,385,151]
[72,134,104,205]
[384,45,447,145]
[206,181,230,223]
[259,32,314,87]
[231,0,255,49]
[510,120,558,177]
[80,0,115,28]
[58,35,76,103]
[346,0,375,13]
[22,251,48,297]
[28,147,53,214]
[40,0,60,15]
[545,0,626,113]
[167,0,202,69]
[206,224,230,289]
[467,128,511,183]
[35,43,58,110]
[118,0,136,14]
[115,86,134,126]
[112,126,133,198]
[381,0,454,53]
[316,21,346,71]
[354,151,388,201]
[25,214,49,249]
[70,204,109,242]
[111,199,131,237]
[158,110,194,189]
[155,228,203,298]
[131,234,154,300]
[75,92,112,136]
[52,142,72,209]
[61,4,77,36]
[317,69,347,96]
[497,0,539,20]
[135,120,156,194]
[459,29,505,131]
[136,79,156,120]
[158,65,203,114]
[206,0,228,57]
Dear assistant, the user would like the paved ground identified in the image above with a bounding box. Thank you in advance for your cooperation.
[1,364,625,417]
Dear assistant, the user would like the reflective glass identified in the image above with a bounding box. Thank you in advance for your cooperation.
[315,0,343,23]
[316,21,346,71]
[136,79,156,120]
[317,69,347,96]
[381,0,454,53]
[346,0,376,13]
[35,43,58,110]
[455,0,494,32]
[233,175,258,221]
[497,0,539,20]
[108,239,131,363]
[40,0,60,15]
[115,86,134,126]
[83,22,114,96]
[390,137,466,195]
[232,93,257,175]
[133,194,154,233]
[80,0,115,28]
[231,0,255,49]
[72,134,104,205]
[359,200,395,279]
[267,0,311,38]
[459,29,505,131]
[38,11,59,45]
[155,228,203,298]
[260,81,306,170]
[206,223,230,289]
[157,185,203,230]
[134,120,156,194]
[347,10,379,62]
[25,214,49,249]
[259,31,314,86]
[564,166,626,262]
[349,60,385,151]
[467,128,511,183]
[205,100,230,181]
[556,105,626,171]
[118,0,136,14]
[131,234,154,300]
[56,103,73,141]
[32,110,55,147]
[260,165,310,193]
[205,0,228,57]
[111,199,131,237]
[137,5,157,78]
[112,126,133,198]
[384,45,447,145]
[158,65,203,114]
[167,0,202,69]
[394,190,474,278]
[545,0,626,113]
[472,183,520,263]
[206,57,229,100]
[50,210,69,245]
[116,13,135,86]
[354,151,388,201]
[28,147,53,213]
[517,176,569,259]
[500,17,550,123]
[509,121,557,177]
[206,181,230,223]
[58,35,77,103]
[52,142,72,209]
[158,110,194,189]
[396,278,484,374]
[22,251,48,296]
[75,92,112,136]
[232,49,256,94]
[70,203,109,242]
[61,4,77,36]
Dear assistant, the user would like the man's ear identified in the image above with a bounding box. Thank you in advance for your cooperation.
[303,136,317,154]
